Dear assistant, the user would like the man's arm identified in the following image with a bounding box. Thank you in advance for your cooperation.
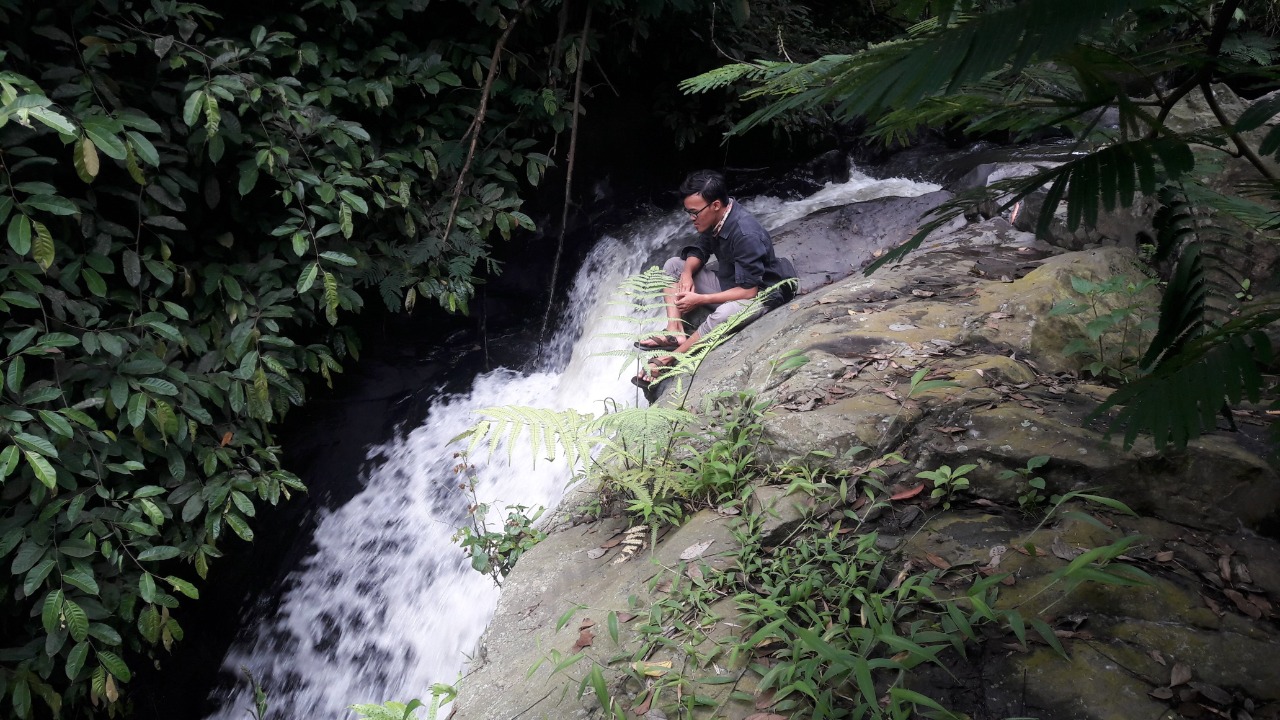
[678,255,702,294]
[674,284,757,313]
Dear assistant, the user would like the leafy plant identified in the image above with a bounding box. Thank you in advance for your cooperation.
[916,463,975,510]
[997,455,1052,514]
[683,0,1280,451]
[906,367,962,397]
[456,273,800,533]
[1048,275,1159,382]
[452,455,547,585]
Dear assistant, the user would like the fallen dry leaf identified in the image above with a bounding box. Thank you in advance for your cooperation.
[632,660,672,677]
[1149,687,1174,700]
[616,612,637,623]
[1149,649,1167,666]
[1051,537,1083,561]
[579,618,595,630]
[1155,550,1175,563]
[680,540,715,561]
[743,714,788,720]
[1190,682,1232,705]
[587,547,608,560]
[571,629,594,651]
[1201,594,1224,616]
[632,690,653,716]
[1234,560,1253,584]
[1170,662,1192,687]
[1000,574,1016,586]
[1224,588,1263,619]
[911,289,936,297]
[687,564,704,584]
[925,553,952,570]
[220,431,234,447]
[653,579,673,593]
[1248,594,1273,614]
[1218,556,1233,583]
[754,688,776,710]
[989,311,1013,320]
[890,483,925,501]
[601,535,624,549]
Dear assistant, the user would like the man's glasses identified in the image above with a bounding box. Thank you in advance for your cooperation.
[685,203,711,219]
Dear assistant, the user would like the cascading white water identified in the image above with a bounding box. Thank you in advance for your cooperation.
[207,165,941,720]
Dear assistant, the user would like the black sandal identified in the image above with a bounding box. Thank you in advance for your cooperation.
[633,334,682,351]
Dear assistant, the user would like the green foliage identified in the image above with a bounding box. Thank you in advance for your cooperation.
[905,367,962,397]
[458,272,802,534]
[1048,274,1159,382]
[0,0,596,713]
[687,0,1280,451]
[916,463,974,510]
[452,454,547,585]
[997,455,1052,513]
[350,684,459,720]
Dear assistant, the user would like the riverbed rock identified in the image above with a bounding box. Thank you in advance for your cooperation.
[455,198,1279,720]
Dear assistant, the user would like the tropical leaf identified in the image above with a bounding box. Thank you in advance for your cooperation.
[1091,306,1279,449]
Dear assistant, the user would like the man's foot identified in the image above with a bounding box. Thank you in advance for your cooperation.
[630,356,676,388]
[634,334,683,351]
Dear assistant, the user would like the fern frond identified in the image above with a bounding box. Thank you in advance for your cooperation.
[707,0,1156,135]
[467,406,597,469]
[1092,304,1280,449]
[678,60,788,94]
[618,267,675,297]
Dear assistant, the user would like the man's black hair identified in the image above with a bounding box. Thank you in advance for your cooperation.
[679,170,729,205]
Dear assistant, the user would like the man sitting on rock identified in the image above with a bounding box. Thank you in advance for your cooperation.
[633,170,796,389]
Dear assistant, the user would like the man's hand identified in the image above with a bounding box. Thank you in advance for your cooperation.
[676,274,694,294]
[674,291,702,313]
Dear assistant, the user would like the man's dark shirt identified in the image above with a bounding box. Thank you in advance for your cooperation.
[679,200,796,308]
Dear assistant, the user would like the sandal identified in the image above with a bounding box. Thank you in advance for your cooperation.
[630,356,676,389]
[633,334,682,351]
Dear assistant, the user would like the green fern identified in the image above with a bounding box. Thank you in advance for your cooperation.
[1091,305,1278,449]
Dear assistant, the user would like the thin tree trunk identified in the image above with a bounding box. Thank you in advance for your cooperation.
[538,3,592,345]
[439,0,534,255]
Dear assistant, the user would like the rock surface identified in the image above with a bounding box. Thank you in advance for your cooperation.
[453,193,1280,719]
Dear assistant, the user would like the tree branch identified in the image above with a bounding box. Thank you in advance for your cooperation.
[538,3,593,345]
[439,0,535,254]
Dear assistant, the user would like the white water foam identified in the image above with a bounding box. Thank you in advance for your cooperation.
[207,164,941,719]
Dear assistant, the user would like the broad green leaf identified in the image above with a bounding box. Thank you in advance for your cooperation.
[14,432,56,457]
[81,117,127,160]
[38,409,74,438]
[297,262,318,294]
[29,107,76,136]
[224,512,254,541]
[139,573,156,603]
[126,392,147,428]
[320,251,357,267]
[62,566,99,596]
[41,589,64,634]
[8,214,31,254]
[125,131,159,167]
[31,220,55,271]
[182,90,205,127]
[6,355,24,393]
[97,649,131,682]
[64,599,89,642]
[81,268,107,297]
[66,642,89,679]
[137,546,181,562]
[339,190,368,213]
[165,576,199,599]
[24,450,56,489]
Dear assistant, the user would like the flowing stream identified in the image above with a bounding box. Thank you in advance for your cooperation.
[206,165,941,719]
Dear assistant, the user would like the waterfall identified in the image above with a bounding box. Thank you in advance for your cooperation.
[206,165,941,719]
